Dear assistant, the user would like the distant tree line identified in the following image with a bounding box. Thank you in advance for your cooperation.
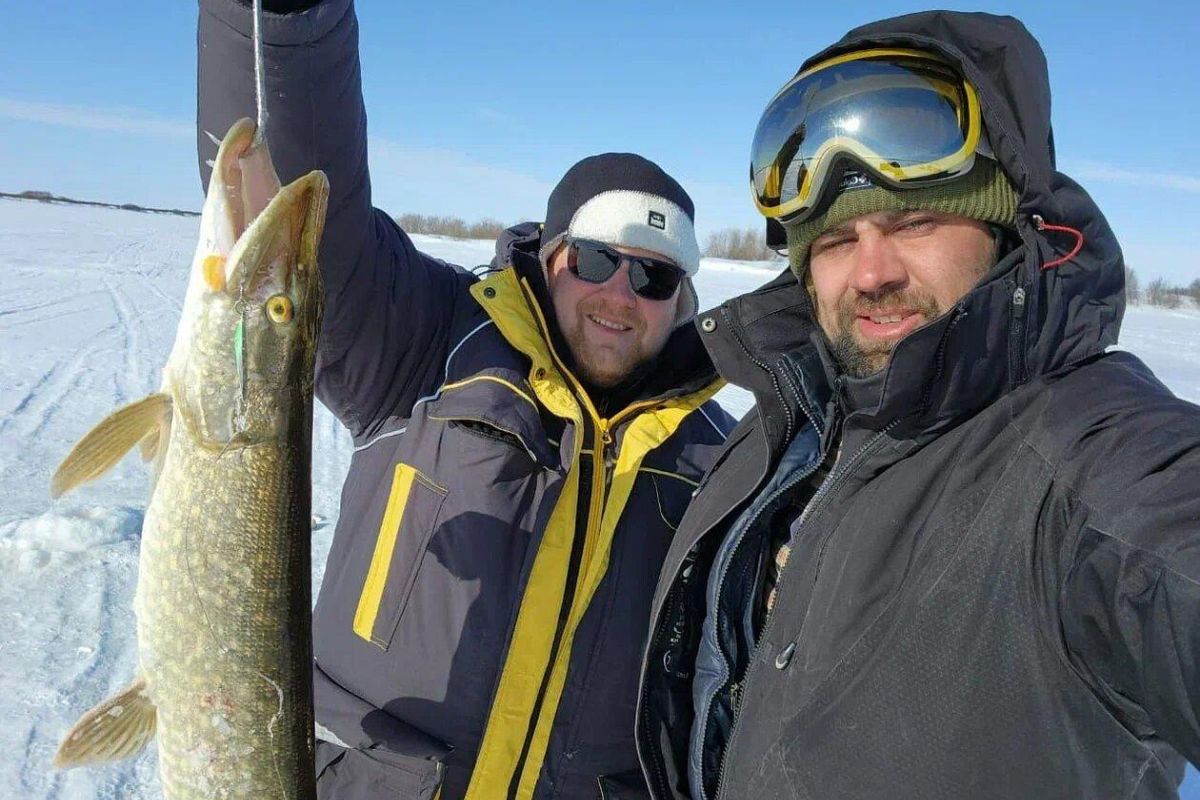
[702,228,783,261]
[395,213,508,240]
[1125,267,1200,309]
[5,189,199,217]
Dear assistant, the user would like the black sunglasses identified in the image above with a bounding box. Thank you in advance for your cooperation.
[565,239,684,301]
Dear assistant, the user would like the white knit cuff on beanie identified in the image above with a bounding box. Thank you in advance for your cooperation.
[539,189,701,276]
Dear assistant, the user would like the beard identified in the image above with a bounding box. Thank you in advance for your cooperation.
[824,288,943,378]
[561,302,653,389]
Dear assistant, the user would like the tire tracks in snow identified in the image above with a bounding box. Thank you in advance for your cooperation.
[101,276,146,402]
[0,330,115,441]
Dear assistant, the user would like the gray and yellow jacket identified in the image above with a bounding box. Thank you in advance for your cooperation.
[197,1,732,798]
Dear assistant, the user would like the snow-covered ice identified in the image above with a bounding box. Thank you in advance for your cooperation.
[2,196,1198,798]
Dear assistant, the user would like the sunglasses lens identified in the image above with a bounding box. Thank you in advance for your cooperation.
[568,241,683,301]
[629,261,683,300]
[570,245,621,284]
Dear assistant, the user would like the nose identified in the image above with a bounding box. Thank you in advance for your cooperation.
[847,229,907,297]
[598,261,639,307]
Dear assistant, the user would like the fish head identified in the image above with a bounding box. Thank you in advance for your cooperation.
[172,119,329,448]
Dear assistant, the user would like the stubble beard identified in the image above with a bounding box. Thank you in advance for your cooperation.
[563,311,648,389]
[824,288,943,379]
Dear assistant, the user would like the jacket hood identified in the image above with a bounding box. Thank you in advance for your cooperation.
[706,11,1126,444]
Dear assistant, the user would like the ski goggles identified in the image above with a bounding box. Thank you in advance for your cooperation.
[566,239,685,301]
[751,48,985,224]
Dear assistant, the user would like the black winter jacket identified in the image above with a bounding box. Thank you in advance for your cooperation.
[635,12,1200,800]
[197,1,732,798]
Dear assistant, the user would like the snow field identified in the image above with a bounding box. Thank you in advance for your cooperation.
[2,197,1197,798]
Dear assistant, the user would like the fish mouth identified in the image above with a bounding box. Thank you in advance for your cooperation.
[199,119,281,264]
[199,119,328,300]
[223,169,329,303]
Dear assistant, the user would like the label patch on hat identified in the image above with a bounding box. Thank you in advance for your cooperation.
[648,211,666,230]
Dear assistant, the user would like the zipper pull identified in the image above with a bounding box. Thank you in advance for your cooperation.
[599,421,616,470]
[1010,285,1029,388]
[774,641,797,670]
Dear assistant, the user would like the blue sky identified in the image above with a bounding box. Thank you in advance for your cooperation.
[2,0,1198,288]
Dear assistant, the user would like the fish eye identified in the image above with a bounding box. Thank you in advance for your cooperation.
[266,294,294,324]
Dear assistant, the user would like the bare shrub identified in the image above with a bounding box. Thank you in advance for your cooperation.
[1145,278,1182,309]
[396,213,506,240]
[466,219,507,239]
[703,227,782,261]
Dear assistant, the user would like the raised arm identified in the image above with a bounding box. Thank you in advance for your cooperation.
[197,0,467,439]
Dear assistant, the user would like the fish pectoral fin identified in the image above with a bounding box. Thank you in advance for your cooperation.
[137,416,165,462]
[138,400,174,492]
[53,676,157,769]
[51,393,172,498]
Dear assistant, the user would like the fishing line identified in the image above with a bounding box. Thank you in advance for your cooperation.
[251,0,268,151]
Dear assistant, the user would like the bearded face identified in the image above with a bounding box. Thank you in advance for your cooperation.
[545,243,681,388]
[807,210,999,378]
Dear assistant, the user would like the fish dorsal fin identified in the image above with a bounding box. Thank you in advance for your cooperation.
[53,676,157,769]
[51,393,172,498]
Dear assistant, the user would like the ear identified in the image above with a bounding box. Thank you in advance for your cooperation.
[542,240,568,290]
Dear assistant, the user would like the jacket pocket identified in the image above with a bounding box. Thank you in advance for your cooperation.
[422,372,558,475]
[352,462,448,649]
[316,741,445,800]
[596,769,653,799]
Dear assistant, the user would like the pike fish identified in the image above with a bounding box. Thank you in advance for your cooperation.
[50,115,328,799]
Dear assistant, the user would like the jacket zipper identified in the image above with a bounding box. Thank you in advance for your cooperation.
[697,451,826,796]
[430,413,541,464]
[1009,286,1027,389]
[693,395,824,800]
[710,305,969,797]
[712,420,898,799]
[507,282,672,795]
[507,417,606,797]
[709,307,969,797]
[639,307,813,800]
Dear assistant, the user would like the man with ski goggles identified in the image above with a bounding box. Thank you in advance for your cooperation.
[635,12,1200,800]
[198,2,733,797]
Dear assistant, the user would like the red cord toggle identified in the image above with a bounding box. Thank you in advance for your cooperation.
[1033,214,1085,270]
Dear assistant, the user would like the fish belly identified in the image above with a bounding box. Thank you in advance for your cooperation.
[135,435,315,799]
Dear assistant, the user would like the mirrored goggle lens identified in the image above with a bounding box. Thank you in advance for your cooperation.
[751,52,977,220]
[569,241,683,301]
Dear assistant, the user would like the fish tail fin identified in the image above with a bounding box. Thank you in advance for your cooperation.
[51,393,172,498]
[53,676,157,769]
